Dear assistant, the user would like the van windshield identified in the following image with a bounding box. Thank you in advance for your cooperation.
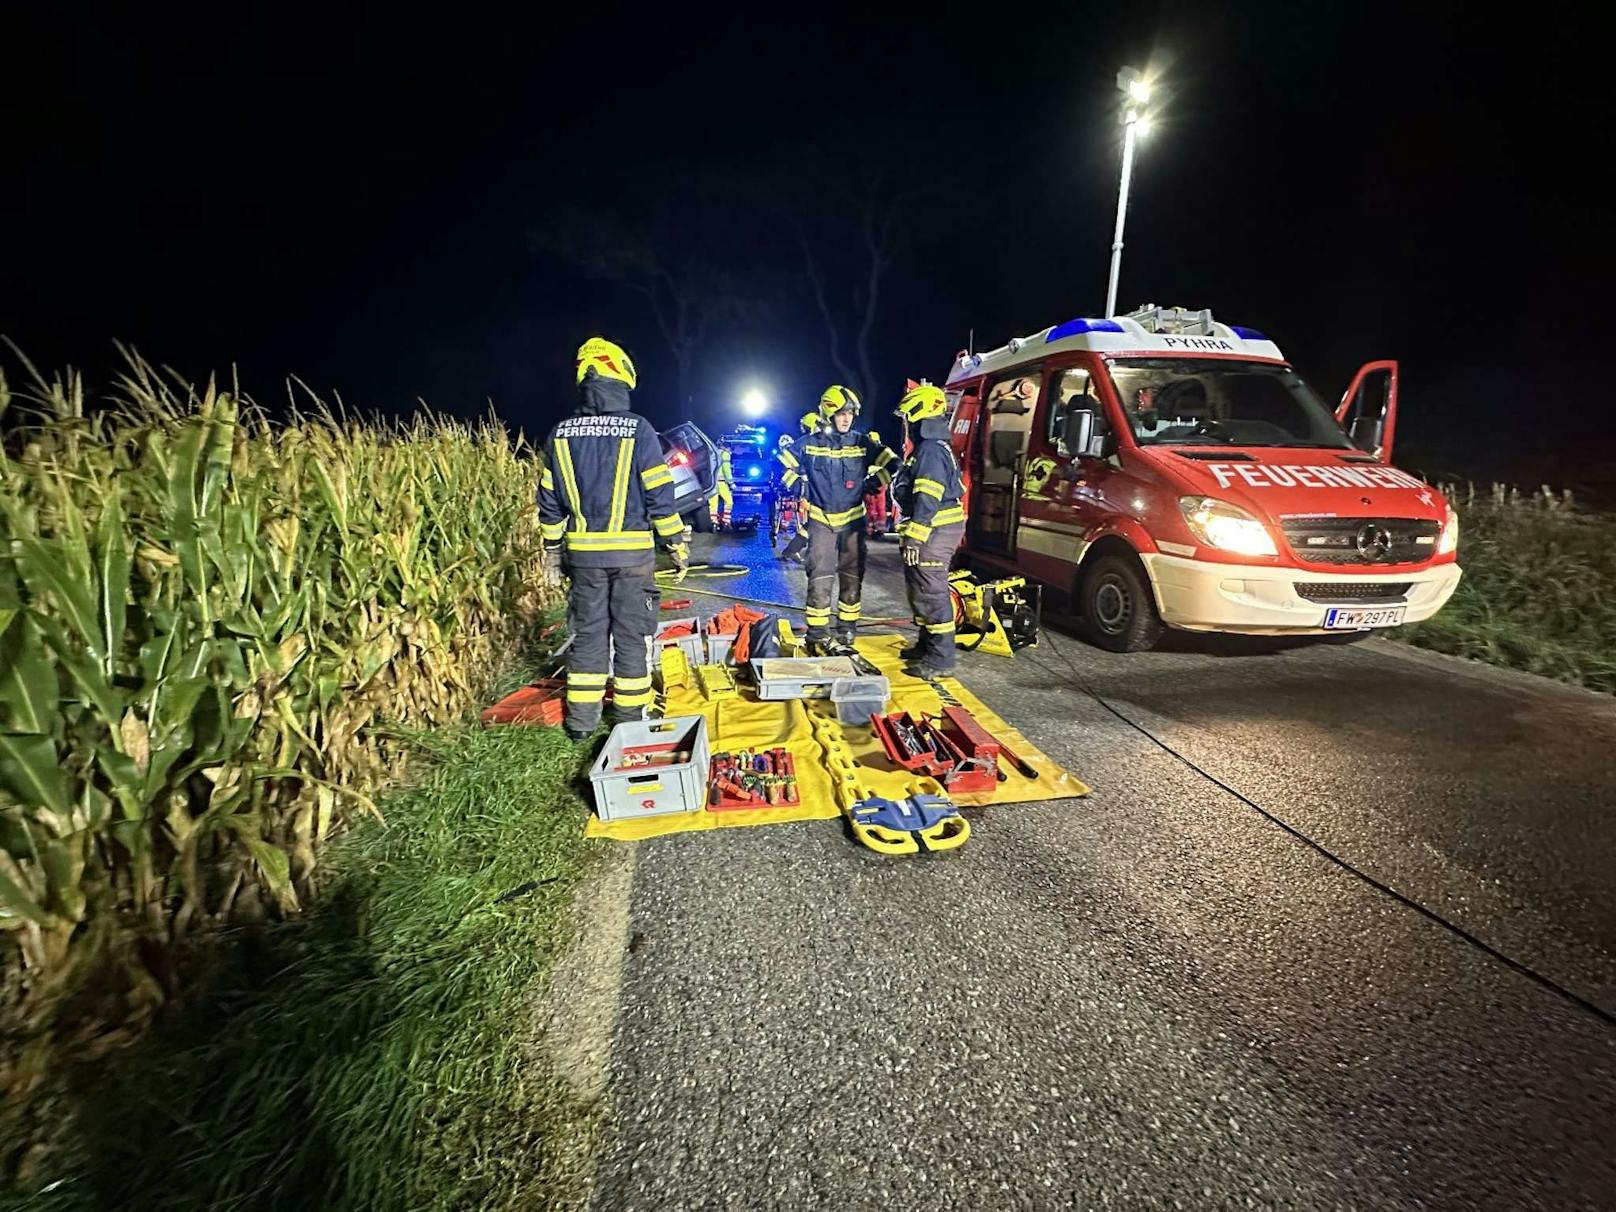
[1106,359,1354,450]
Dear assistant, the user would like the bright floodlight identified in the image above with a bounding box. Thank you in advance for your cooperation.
[1106,65,1159,318]
[741,389,769,417]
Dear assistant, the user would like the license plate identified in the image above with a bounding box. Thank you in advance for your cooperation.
[1323,606,1406,630]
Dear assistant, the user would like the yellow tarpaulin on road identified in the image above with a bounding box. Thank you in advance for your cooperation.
[584,635,1089,841]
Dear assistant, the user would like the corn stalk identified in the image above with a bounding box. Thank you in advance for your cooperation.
[0,351,552,1170]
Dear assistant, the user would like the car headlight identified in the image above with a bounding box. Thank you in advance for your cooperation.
[1178,496,1278,557]
[1438,507,1459,555]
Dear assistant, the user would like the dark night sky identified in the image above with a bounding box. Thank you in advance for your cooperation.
[3,2,1609,488]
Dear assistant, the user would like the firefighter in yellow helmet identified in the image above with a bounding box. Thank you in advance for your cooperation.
[536,337,689,739]
[797,386,897,652]
[891,382,965,677]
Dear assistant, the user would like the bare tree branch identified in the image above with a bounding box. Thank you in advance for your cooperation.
[787,209,860,392]
[531,197,762,410]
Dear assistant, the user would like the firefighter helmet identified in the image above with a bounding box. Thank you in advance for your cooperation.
[895,383,947,422]
[575,336,637,389]
[818,384,861,418]
[798,408,822,432]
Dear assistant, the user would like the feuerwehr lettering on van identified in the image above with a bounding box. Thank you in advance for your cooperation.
[1203,462,1425,491]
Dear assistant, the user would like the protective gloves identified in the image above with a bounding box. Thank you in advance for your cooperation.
[542,545,565,585]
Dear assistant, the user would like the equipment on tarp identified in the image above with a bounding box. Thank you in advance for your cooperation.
[652,616,704,665]
[847,793,969,855]
[751,655,860,698]
[870,706,1000,793]
[695,663,738,701]
[920,678,1041,780]
[709,747,801,809]
[659,646,691,692]
[948,570,1041,656]
[704,604,795,665]
[589,716,710,820]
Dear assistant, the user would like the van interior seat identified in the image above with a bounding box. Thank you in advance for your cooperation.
[987,430,1026,479]
[981,379,1037,484]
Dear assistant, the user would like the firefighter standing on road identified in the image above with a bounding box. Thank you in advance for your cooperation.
[892,382,966,678]
[707,443,734,529]
[797,386,896,652]
[774,409,819,563]
[537,337,688,739]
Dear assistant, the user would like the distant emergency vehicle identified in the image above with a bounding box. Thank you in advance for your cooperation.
[944,305,1462,651]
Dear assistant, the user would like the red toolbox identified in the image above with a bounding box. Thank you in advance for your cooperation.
[871,709,1001,792]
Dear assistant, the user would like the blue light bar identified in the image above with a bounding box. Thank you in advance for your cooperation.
[1231,326,1269,341]
[1046,317,1126,341]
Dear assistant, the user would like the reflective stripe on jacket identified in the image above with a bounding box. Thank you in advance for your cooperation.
[894,435,965,542]
[799,428,896,525]
[537,411,683,567]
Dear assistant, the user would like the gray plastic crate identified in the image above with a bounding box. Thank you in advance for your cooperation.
[705,630,738,665]
[589,715,710,821]
[831,676,890,724]
[750,656,860,701]
[650,616,704,666]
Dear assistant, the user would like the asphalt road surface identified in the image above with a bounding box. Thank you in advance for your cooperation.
[582,525,1616,1210]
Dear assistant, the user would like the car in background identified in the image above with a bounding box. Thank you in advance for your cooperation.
[659,421,720,527]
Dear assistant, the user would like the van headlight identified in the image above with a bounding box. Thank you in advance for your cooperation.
[1438,507,1459,555]
[1178,496,1277,557]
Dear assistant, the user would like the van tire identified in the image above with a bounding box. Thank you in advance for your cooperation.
[691,501,714,533]
[1079,554,1165,653]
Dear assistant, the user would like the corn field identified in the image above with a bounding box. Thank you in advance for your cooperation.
[0,350,552,1171]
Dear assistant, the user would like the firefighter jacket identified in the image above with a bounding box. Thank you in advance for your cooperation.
[537,377,684,567]
[790,428,897,526]
[893,417,965,541]
[774,434,804,496]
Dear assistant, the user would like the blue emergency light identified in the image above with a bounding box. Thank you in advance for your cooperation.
[747,465,761,479]
[1045,317,1126,341]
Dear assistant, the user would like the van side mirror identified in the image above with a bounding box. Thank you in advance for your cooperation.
[1063,408,1113,460]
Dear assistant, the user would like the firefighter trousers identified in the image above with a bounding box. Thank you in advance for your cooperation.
[564,558,657,734]
[707,481,733,525]
[804,518,866,641]
[905,522,963,671]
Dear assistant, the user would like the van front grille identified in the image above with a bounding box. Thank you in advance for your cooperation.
[1294,582,1412,604]
[1280,517,1440,566]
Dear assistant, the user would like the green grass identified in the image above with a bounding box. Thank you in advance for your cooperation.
[13,716,605,1212]
[1400,485,1616,694]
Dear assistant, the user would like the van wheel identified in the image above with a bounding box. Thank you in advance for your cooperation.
[691,501,713,533]
[1079,554,1165,652]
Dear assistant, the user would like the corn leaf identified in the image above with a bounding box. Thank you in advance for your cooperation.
[95,494,131,676]
[0,731,70,817]
[0,614,57,734]
[241,835,298,913]
[0,851,49,928]
[13,537,104,665]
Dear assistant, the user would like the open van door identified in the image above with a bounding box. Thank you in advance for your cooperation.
[1335,360,1399,462]
[967,369,1042,554]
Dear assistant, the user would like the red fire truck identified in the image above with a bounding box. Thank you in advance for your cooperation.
[945,305,1461,651]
